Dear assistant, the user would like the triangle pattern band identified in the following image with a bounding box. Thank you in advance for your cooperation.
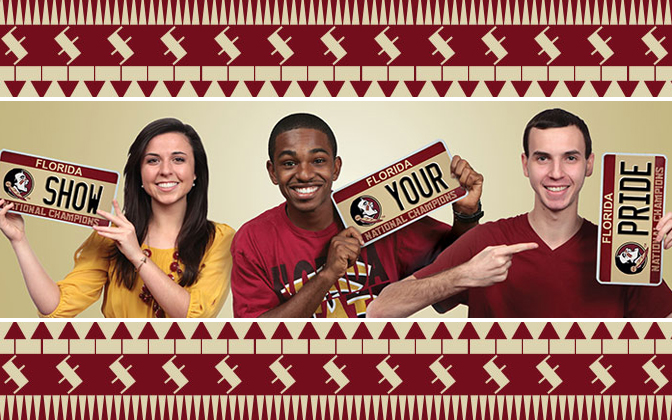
[1,394,671,420]
[0,78,670,97]
[2,321,672,341]
[1,0,671,25]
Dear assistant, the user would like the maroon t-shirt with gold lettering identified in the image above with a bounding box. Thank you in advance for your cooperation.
[232,203,453,318]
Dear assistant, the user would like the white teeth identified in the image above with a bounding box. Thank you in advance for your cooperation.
[295,186,318,194]
[546,186,568,192]
[158,182,178,188]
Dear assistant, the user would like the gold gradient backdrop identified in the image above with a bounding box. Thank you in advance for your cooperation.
[0,101,670,318]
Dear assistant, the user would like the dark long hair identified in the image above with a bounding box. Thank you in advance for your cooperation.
[111,118,215,290]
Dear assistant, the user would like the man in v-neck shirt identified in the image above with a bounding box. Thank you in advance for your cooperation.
[367,108,672,318]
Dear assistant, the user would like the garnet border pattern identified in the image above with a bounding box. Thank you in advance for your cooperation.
[1,321,672,419]
[1,0,672,96]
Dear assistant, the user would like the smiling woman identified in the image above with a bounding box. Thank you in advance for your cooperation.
[140,133,197,209]
[0,118,234,318]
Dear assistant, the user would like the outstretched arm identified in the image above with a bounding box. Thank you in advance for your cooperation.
[0,199,61,314]
[259,227,364,318]
[366,242,538,318]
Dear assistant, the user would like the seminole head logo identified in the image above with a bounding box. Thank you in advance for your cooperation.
[3,168,34,201]
[350,196,382,226]
[615,242,648,275]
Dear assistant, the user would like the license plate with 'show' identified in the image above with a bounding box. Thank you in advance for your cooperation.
[332,141,468,246]
[597,153,667,285]
[0,150,120,228]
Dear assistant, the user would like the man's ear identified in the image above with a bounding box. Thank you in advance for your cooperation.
[586,153,595,177]
[521,153,529,178]
[266,160,278,185]
[332,156,342,181]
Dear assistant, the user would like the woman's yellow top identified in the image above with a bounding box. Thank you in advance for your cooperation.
[42,223,234,318]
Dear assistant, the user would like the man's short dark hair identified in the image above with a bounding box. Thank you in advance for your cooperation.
[523,108,592,157]
[268,113,337,161]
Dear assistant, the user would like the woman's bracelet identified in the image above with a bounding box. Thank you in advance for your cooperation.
[135,255,148,272]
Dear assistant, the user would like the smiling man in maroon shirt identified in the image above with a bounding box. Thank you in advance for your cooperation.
[230,112,485,318]
[367,108,672,318]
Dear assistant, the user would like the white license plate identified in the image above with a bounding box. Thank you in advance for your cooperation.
[332,141,467,246]
[0,150,119,227]
[597,153,666,285]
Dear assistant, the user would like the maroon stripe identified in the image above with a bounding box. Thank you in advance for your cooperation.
[650,156,666,284]
[1,151,119,184]
[333,142,447,202]
[599,154,615,282]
